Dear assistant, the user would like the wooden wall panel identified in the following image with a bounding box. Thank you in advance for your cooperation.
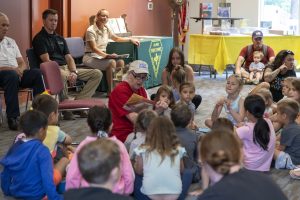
[0,0,31,56]
[70,0,172,37]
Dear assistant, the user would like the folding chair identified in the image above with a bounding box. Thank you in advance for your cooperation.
[40,61,105,114]
[26,48,41,69]
[65,37,85,68]
[0,88,33,126]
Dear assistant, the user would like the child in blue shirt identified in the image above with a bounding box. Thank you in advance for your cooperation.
[1,110,62,200]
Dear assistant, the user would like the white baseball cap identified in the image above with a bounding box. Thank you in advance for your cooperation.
[129,60,149,74]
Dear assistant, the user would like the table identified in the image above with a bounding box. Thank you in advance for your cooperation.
[107,36,173,89]
[188,34,300,74]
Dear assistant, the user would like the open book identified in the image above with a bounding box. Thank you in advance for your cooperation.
[91,53,130,60]
[123,93,155,112]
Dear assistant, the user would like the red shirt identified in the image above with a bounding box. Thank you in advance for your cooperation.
[239,45,275,70]
[108,81,147,142]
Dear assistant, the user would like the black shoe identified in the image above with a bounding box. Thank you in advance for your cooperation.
[7,118,18,131]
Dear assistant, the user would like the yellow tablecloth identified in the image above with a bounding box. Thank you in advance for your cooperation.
[188,34,300,74]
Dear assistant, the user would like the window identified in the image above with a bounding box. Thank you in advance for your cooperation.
[260,0,299,34]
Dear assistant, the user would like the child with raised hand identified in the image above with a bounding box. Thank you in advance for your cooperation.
[236,95,276,172]
[64,139,133,200]
[1,110,62,200]
[274,98,300,170]
[133,116,186,200]
[154,85,175,117]
[124,109,157,157]
[249,51,265,84]
[205,74,245,128]
[66,106,134,195]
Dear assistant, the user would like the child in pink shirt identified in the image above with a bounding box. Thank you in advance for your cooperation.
[66,106,134,195]
[236,95,276,172]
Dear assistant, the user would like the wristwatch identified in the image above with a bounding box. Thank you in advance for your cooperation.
[71,70,78,75]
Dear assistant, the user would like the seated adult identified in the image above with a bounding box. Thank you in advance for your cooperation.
[83,9,140,95]
[0,12,44,130]
[197,130,288,200]
[161,47,202,109]
[263,50,296,102]
[235,30,275,80]
[32,9,102,119]
[109,60,163,142]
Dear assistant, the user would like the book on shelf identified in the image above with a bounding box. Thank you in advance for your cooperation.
[123,93,155,112]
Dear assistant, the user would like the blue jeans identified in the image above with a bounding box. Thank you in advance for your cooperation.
[133,169,193,200]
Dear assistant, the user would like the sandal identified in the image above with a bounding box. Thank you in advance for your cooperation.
[289,168,300,180]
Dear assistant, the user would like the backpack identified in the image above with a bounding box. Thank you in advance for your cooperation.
[242,44,268,67]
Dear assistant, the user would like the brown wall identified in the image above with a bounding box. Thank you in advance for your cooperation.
[31,0,49,40]
[70,0,172,37]
[0,0,172,56]
[0,0,31,57]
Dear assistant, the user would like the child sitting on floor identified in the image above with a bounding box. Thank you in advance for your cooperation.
[178,82,197,129]
[66,106,134,195]
[205,74,245,128]
[1,110,62,200]
[171,102,200,183]
[64,139,133,200]
[133,116,186,200]
[236,95,276,172]
[124,109,157,157]
[153,85,175,117]
[15,94,72,186]
[256,88,277,118]
[274,98,300,170]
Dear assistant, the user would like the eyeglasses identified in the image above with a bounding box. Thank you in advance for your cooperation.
[254,37,262,41]
[131,72,148,81]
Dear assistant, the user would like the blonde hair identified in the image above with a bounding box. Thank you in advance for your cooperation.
[253,51,264,59]
[256,88,273,108]
[227,74,243,91]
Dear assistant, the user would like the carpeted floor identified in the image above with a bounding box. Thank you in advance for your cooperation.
[0,72,300,199]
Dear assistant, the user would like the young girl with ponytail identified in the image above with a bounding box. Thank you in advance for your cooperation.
[66,106,134,195]
[236,94,276,172]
